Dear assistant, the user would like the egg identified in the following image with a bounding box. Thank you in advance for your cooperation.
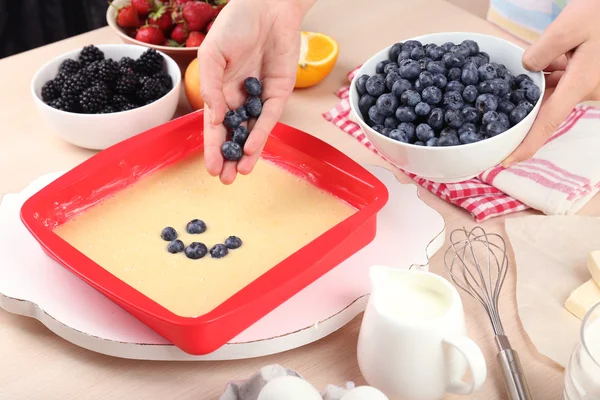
[341,386,389,400]
[257,376,323,400]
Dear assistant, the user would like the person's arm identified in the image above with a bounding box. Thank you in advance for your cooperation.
[198,0,316,185]
[503,0,600,167]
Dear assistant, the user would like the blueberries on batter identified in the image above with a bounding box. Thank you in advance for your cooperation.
[210,244,229,259]
[185,242,208,260]
[161,222,241,260]
[167,239,185,254]
[161,227,177,241]
[225,236,242,249]
[186,219,207,234]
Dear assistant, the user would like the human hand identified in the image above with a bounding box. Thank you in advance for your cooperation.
[198,0,314,184]
[503,0,600,167]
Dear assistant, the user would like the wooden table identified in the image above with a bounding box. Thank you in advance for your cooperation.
[0,0,592,398]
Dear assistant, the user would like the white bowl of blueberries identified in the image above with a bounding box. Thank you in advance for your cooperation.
[349,32,545,183]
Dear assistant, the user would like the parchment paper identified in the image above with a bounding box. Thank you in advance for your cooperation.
[505,215,600,367]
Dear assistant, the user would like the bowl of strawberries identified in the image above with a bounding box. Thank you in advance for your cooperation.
[107,0,226,69]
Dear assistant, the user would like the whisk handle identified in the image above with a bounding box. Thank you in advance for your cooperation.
[497,348,533,400]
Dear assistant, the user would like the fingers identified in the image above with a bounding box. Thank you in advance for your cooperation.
[544,55,569,72]
[198,46,227,124]
[545,70,565,88]
[203,106,227,177]
[237,97,286,175]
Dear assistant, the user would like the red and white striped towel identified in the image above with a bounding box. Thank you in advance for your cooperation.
[323,66,600,222]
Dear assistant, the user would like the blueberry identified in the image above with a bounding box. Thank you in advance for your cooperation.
[421,86,442,105]
[224,110,243,129]
[415,102,431,116]
[525,84,541,102]
[461,106,481,124]
[413,79,425,93]
[478,80,498,95]
[414,141,425,146]
[392,79,413,98]
[478,124,488,136]
[450,44,471,59]
[390,43,404,62]
[384,116,399,129]
[432,73,448,89]
[222,141,243,161]
[446,80,465,93]
[487,121,508,137]
[401,89,421,107]
[384,62,399,74]
[161,227,177,241]
[509,106,529,125]
[376,60,391,74]
[467,55,486,67]
[371,124,384,133]
[475,93,498,113]
[461,66,479,86]
[237,105,249,121]
[418,57,432,71]
[427,45,445,61]
[426,137,439,146]
[510,89,526,104]
[185,242,208,260]
[444,109,464,129]
[376,93,398,117]
[402,40,422,53]
[359,94,377,116]
[440,127,458,137]
[225,236,243,249]
[186,219,207,234]
[366,75,386,97]
[395,106,417,122]
[459,131,483,144]
[427,108,445,130]
[438,132,460,146]
[497,68,515,87]
[397,50,411,63]
[210,243,229,258]
[427,61,446,75]
[461,40,480,56]
[441,42,455,52]
[355,74,369,95]
[518,100,534,113]
[478,63,497,81]
[482,110,499,125]
[497,112,510,129]
[246,96,262,117]
[167,239,185,254]
[381,127,392,136]
[244,77,262,97]
[491,78,509,97]
[397,122,416,142]
[389,129,409,143]
[458,123,477,135]
[232,126,250,146]
[416,123,435,142]
[368,105,386,124]
[442,52,465,68]
[410,46,426,60]
[443,91,464,111]
[399,60,421,80]
[478,52,490,62]
[386,71,403,91]
[418,71,434,88]
[463,85,478,103]
[448,67,462,81]
[514,74,533,87]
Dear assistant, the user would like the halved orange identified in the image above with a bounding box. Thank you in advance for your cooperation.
[295,32,339,89]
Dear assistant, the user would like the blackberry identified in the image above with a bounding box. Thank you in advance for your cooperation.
[52,72,69,90]
[41,80,61,103]
[119,103,138,112]
[80,84,110,114]
[137,78,168,102]
[78,45,105,66]
[61,73,90,111]
[135,49,164,76]
[112,94,136,111]
[58,59,82,75]
[81,60,101,82]
[48,98,67,111]
[99,105,117,114]
[115,70,138,95]
[119,56,136,70]
[97,59,120,82]
[153,72,173,89]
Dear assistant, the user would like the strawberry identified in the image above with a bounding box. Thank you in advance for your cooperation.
[205,20,214,33]
[132,0,155,16]
[185,31,206,47]
[116,5,142,28]
[182,1,213,31]
[170,23,189,44]
[148,6,173,32]
[135,25,165,45]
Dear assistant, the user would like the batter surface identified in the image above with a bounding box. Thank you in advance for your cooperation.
[55,155,356,317]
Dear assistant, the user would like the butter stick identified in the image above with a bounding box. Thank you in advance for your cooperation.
[588,250,600,287]
[565,279,600,320]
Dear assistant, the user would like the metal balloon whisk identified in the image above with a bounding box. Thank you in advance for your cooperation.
[444,226,533,400]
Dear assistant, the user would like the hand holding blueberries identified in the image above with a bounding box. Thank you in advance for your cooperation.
[197,0,316,185]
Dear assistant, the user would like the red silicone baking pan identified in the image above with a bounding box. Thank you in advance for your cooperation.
[20,110,389,355]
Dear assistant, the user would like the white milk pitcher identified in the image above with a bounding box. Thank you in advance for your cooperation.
[357,266,487,400]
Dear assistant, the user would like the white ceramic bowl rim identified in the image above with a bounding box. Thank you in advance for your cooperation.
[30,43,182,118]
[349,32,546,152]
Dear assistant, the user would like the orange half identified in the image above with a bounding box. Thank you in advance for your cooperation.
[295,32,339,89]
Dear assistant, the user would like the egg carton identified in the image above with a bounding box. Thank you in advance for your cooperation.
[219,364,355,400]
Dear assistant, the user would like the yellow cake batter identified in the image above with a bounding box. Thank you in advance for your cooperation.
[55,155,356,317]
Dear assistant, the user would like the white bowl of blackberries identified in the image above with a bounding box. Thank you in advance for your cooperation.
[349,32,545,183]
[31,44,182,151]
